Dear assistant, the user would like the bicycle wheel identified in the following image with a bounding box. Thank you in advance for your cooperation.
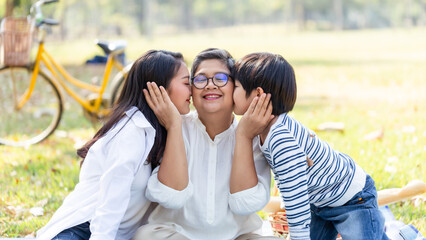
[110,63,132,106]
[110,75,125,106]
[0,66,63,147]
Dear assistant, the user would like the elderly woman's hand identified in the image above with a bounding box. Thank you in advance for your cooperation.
[236,93,274,140]
[143,82,182,131]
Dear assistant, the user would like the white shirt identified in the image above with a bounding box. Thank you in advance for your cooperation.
[146,112,271,240]
[37,107,155,240]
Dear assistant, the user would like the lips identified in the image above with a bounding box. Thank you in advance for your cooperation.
[203,93,222,100]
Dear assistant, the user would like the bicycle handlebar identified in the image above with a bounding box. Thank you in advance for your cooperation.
[40,19,59,26]
[30,0,60,27]
[44,0,59,5]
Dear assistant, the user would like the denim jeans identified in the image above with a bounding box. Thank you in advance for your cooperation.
[310,175,388,240]
[52,221,91,240]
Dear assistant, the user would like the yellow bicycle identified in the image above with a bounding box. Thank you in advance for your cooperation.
[0,0,130,147]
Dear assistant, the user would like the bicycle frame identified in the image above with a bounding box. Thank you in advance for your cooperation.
[17,41,125,116]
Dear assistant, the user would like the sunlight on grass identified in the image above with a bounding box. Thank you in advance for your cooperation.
[1,25,425,236]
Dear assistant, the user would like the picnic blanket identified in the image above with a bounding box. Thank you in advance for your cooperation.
[1,206,424,240]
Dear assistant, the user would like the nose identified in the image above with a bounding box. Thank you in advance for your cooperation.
[205,78,218,90]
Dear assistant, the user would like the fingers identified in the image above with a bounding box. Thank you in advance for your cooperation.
[159,86,172,104]
[259,93,271,117]
[146,82,158,106]
[253,93,271,117]
[252,94,264,115]
[264,101,274,123]
[266,101,273,118]
[143,89,155,110]
[246,96,259,115]
[147,82,164,105]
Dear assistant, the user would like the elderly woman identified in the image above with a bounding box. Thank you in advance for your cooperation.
[134,48,279,240]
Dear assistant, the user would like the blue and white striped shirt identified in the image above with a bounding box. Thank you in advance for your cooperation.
[261,113,366,240]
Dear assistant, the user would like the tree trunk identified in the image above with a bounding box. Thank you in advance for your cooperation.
[59,1,68,40]
[5,0,15,17]
[333,0,343,30]
[295,1,305,31]
[136,0,152,39]
[404,0,413,27]
[181,0,193,31]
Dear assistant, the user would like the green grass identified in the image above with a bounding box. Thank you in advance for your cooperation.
[1,25,425,237]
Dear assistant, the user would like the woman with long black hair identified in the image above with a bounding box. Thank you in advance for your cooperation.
[36,50,191,240]
[134,48,278,240]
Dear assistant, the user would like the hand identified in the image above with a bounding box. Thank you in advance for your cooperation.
[143,82,181,130]
[237,93,274,139]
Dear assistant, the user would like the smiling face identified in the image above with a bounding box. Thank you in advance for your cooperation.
[233,80,258,115]
[191,59,234,117]
[167,61,192,114]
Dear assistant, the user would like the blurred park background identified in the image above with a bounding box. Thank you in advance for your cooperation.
[1,0,425,237]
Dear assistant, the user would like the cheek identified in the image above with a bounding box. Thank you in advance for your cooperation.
[191,89,202,102]
[224,84,235,98]
[233,92,242,106]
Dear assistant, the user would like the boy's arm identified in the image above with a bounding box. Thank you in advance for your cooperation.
[270,132,311,240]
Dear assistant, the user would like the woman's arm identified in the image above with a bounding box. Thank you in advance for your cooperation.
[230,93,273,193]
[229,135,272,215]
[145,165,193,209]
[143,82,189,190]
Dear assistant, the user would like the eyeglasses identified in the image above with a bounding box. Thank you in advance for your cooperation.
[191,73,231,89]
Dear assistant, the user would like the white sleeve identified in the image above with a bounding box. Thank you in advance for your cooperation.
[145,165,194,209]
[89,125,150,240]
[229,137,271,215]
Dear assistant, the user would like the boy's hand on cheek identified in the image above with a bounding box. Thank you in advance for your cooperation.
[237,93,274,139]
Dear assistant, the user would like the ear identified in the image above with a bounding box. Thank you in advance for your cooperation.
[256,87,265,96]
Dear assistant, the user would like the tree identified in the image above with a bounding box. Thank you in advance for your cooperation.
[333,0,343,30]
[5,0,14,17]
[181,0,193,30]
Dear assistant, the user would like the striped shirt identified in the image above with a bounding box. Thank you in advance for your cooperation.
[261,113,366,240]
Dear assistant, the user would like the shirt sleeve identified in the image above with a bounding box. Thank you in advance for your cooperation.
[229,137,271,215]
[89,124,150,240]
[269,130,311,240]
[145,165,194,209]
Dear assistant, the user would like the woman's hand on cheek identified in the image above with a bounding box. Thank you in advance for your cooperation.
[143,82,182,130]
[236,93,274,139]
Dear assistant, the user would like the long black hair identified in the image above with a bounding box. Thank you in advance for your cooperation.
[77,50,184,169]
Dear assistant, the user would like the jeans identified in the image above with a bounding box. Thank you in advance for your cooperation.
[310,175,388,240]
[52,221,91,240]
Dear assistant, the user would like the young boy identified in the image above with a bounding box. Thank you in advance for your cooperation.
[232,52,388,240]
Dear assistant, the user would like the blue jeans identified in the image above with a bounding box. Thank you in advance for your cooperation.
[52,221,91,240]
[310,175,388,240]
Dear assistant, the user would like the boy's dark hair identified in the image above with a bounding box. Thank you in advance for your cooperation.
[191,48,235,78]
[233,52,297,115]
[77,50,184,169]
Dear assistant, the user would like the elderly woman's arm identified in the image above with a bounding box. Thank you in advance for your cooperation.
[143,82,192,209]
[143,82,189,190]
[229,93,273,215]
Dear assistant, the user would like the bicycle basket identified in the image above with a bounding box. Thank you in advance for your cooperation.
[0,17,34,67]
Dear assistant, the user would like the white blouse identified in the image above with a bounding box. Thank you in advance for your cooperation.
[37,107,155,240]
[146,112,271,240]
